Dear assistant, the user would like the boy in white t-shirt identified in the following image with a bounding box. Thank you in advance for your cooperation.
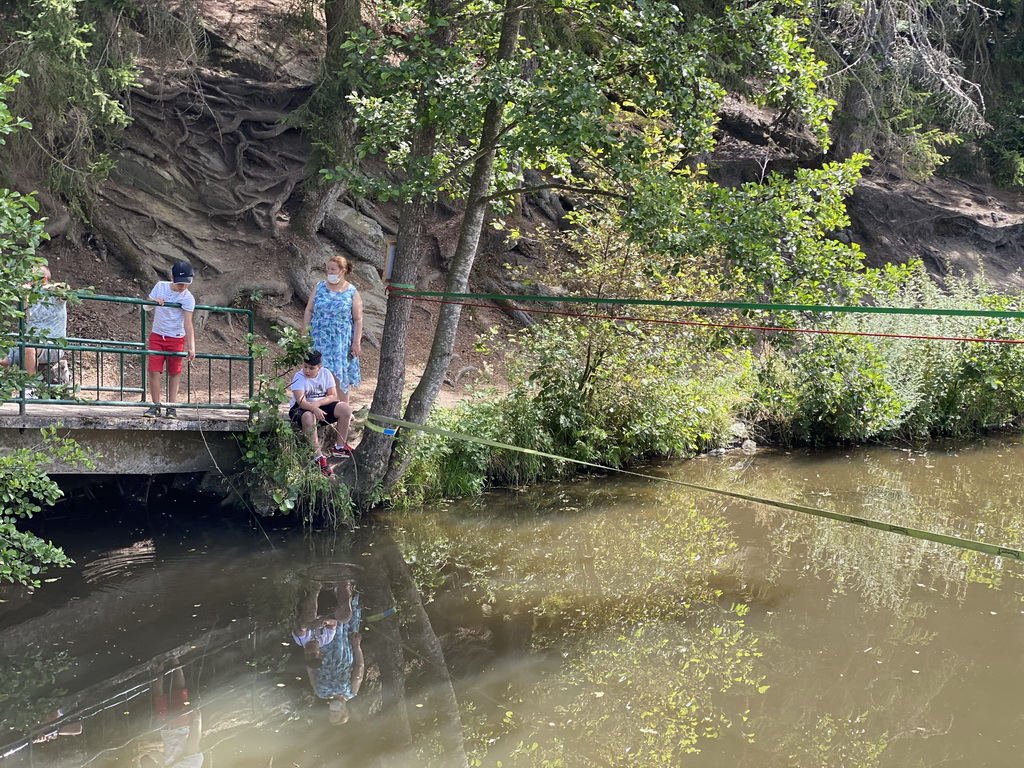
[142,261,196,419]
[141,658,203,768]
[289,350,353,477]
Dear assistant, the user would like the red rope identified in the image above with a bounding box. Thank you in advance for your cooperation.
[392,294,1024,345]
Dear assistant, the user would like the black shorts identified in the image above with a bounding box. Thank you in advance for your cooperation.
[290,403,341,425]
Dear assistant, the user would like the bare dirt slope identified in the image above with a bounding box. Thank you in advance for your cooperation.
[847,176,1024,290]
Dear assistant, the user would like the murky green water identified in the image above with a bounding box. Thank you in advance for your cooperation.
[4,437,1024,766]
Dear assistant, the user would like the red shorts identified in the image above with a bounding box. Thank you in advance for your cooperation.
[154,688,191,728]
[148,333,186,375]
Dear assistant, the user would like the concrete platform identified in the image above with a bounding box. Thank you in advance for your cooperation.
[0,402,249,474]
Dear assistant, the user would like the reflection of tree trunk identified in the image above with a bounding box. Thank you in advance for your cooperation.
[580,531,603,599]
[362,539,414,760]
[379,536,469,768]
[489,605,534,659]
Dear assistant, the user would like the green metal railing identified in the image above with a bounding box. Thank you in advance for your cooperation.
[3,292,255,416]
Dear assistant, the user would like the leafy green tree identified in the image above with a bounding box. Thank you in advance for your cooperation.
[0,428,94,587]
[0,76,93,587]
[0,73,50,392]
[328,0,845,506]
[0,0,138,219]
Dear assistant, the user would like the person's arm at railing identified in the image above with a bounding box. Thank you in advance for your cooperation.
[145,281,164,313]
[183,310,195,362]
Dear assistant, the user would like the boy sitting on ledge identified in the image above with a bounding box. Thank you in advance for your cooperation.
[288,349,353,477]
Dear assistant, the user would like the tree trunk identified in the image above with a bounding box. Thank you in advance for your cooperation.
[352,0,457,507]
[353,198,431,503]
[293,0,361,238]
[294,181,346,239]
[381,0,524,490]
[324,0,360,65]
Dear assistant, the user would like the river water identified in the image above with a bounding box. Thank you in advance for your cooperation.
[2,437,1024,766]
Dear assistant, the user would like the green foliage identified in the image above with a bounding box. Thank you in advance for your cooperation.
[0,76,47,298]
[0,0,139,218]
[867,267,1024,437]
[0,87,91,587]
[753,337,909,444]
[397,389,565,505]
[749,264,1024,443]
[981,103,1024,187]
[0,648,73,731]
[0,426,94,586]
[323,0,837,218]
[241,326,354,524]
[518,317,752,462]
[641,156,875,306]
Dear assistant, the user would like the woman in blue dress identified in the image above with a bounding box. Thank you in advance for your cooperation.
[303,256,363,455]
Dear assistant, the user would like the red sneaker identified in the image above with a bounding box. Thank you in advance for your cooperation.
[315,456,335,477]
[330,444,355,458]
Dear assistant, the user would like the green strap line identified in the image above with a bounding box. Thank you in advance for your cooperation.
[366,413,1024,562]
[388,288,1024,321]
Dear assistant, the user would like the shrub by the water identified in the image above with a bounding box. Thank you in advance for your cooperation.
[393,265,1024,505]
[395,318,753,505]
[749,265,1024,443]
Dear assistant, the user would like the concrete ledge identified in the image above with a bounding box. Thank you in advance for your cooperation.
[0,402,249,432]
[0,403,248,474]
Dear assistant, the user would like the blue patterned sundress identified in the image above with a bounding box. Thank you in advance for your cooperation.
[313,595,362,699]
[309,281,361,393]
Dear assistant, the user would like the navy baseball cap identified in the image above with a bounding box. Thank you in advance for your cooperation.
[171,261,194,284]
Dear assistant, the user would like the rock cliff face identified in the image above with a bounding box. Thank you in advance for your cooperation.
[706,96,1024,292]
[847,177,1024,290]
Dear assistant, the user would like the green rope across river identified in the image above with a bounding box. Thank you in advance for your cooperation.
[366,413,1024,562]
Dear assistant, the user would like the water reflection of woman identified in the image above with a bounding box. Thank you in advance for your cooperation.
[301,580,363,725]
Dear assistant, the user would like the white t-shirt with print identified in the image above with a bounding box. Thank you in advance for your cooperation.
[289,367,335,408]
[160,725,204,768]
[293,625,338,647]
[27,293,67,339]
[148,282,196,338]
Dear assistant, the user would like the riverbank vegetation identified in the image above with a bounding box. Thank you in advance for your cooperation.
[0,77,95,586]
[239,326,356,523]
[390,230,1024,507]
